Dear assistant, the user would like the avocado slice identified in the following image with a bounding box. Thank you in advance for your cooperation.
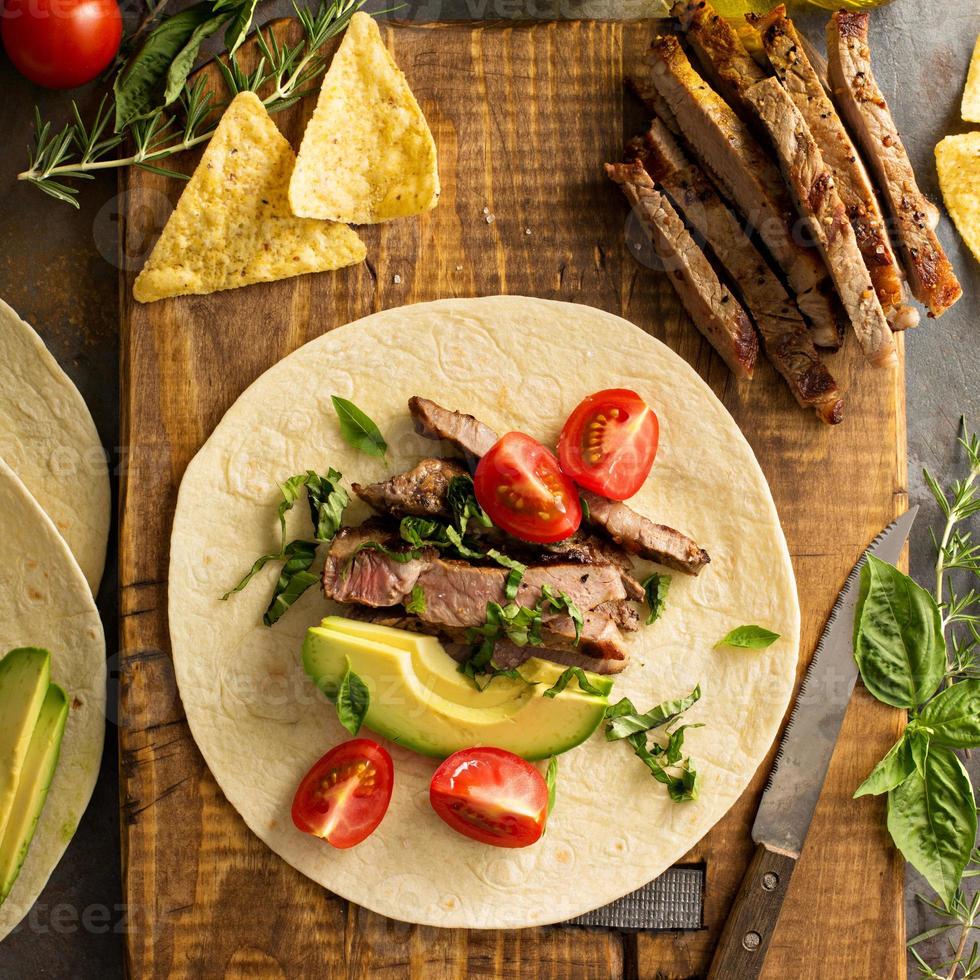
[0,649,51,843]
[302,617,612,760]
[0,683,68,904]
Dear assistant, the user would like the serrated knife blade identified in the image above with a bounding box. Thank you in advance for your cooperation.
[708,508,917,980]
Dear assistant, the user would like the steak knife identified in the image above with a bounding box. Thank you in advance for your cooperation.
[707,508,918,979]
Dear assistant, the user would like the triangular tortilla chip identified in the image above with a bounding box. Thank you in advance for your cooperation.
[133,92,365,303]
[937,132,980,263]
[963,34,980,124]
[288,12,440,224]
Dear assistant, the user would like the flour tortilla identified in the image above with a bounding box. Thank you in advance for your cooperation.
[0,299,109,593]
[169,297,799,928]
[0,458,106,940]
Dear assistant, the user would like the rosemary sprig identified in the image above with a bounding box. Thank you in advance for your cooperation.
[908,421,980,979]
[17,0,366,208]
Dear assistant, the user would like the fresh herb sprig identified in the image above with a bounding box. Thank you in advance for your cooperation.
[18,0,369,207]
[853,421,980,979]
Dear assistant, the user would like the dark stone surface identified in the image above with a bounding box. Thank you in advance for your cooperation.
[0,1,975,976]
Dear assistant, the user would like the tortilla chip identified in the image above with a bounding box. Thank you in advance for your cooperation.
[936,132,980,264]
[963,34,980,123]
[288,12,439,224]
[133,92,365,303]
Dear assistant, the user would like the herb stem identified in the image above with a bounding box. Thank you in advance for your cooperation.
[945,917,970,980]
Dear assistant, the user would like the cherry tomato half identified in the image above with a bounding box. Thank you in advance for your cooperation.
[2,0,122,89]
[429,747,549,848]
[474,432,582,543]
[558,389,659,500]
[291,738,393,849]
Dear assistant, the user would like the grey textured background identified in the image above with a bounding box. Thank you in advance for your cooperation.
[0,0,976,975]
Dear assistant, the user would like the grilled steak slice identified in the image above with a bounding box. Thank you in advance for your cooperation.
[322,524,632,661]
[827,12,961,318]
[408,396,497,460]
[745,78,896,367]
[580,491,709,574]
[606,159,759,380]
[672,0,768,125]
[540,534,646,602]
[631,122,843,424]
[408,396,711,574]
[640,35,843,349]
[355,609,629,674]
[747,6,917,331]
[353,457,467,519]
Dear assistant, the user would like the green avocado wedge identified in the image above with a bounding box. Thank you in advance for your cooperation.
[0,649,52,844]
[302,617,612,760]
[0,683,68,904]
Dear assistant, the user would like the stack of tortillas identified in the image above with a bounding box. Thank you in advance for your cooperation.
[0,299,108,938]
[134,12,439,303]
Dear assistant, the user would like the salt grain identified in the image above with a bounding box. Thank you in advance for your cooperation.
[393,274,402,284]
[524,228,532,235]
[485,214,495,224]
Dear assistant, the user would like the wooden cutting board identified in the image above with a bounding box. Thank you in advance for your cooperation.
[118,18,907,978]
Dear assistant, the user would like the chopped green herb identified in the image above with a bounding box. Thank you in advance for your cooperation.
[641,573,671,625]
[263,540,319,626]
[542,666,606,699]
[540,584,584,644]
[486,549,527,600]
[605,684,702,740]
[328,659,370,736]
[716,625,781,650]
[331,395,388,459]
[405,585,427,615]
[546,756,558,815]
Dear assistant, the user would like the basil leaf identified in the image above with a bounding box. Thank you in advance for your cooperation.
[605,684,702,741]
[545,756,557,815]
[486,549,526,600]
[625,731,699,802]
[716,625,780,649]
[641,573,671,625]
[163,10,229,107]
[887,744,977,909]
[579,493,590,522]
[542,666,606,699]
[540,584,584,644]
[223,0,259,55]
[444,525,484,560]
[331,396,388,459]
[113,3,220,130]
[405,585,426,615]
[918,680,980,749]
[909,730,930,778]
[221,551,277,599]
[854,734,915,798]
[853,556,946,709]
[334,660,370,736]
[306,468,348,542]
[263,540,319,625]
[447,475,491,532]
[664,722,704,765]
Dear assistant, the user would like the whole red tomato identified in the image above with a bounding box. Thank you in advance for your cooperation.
[2,0,122,89]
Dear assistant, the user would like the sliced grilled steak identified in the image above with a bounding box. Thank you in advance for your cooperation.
[579,491,709,574]
[631,122,843,424]
[408,396,711,574]
[352,457,466,519]
[640,35,844,349]
[745,77,896,367]
[322,524,632,660]
[747,6,917,332]
[672,0,768,125]
[408,396,497,460]
[539,534,646,602]
[354,609,629,674]
[826,12,961,318]
[606,159,759,380]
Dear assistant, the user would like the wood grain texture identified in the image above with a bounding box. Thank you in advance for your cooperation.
[118,19,906,978]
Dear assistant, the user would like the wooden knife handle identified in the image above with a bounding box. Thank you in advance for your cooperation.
[706,843,797,980]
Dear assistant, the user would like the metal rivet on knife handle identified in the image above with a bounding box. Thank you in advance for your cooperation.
[742,931,762,951]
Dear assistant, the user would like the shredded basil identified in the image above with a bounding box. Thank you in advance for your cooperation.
[546,756,558,815]
[405,585,427,615]
[542,666,606,699]
[604,687,703,802]
[222,469,348,625]
[540,584,584,644]
[641,573,671,625]
[486,549,527,600]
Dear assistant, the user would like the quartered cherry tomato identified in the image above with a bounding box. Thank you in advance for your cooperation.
[429,747,548,848]
[558,389,659,500]
[2,0,122,89]
[474,432,582,543]
[291,739,393,849]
